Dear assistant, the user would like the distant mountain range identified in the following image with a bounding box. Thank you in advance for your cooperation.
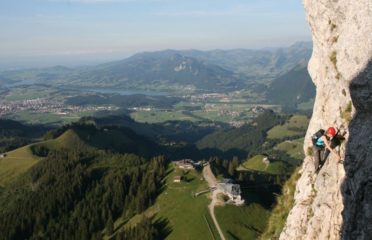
[0,42,312,93]
[175,41,312,77]
[67,52,244,91]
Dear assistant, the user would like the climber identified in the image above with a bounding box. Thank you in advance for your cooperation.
[312,127,343,174]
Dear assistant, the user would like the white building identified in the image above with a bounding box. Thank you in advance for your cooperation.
[217,180,245,205]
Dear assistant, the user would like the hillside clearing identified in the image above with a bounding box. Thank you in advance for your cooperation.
[113,164,219,240]
[274,138,304,165]
[0,129,87,187]
[267,115,309,140]
[0,145,40,186]
[239,155,289,175]
[216,204,270,240]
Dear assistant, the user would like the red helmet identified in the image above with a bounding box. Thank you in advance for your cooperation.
[327,127,337,137]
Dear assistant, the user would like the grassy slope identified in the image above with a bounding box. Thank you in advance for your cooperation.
[0,145,40,186]
[0,123,160,187]
[43,129,86,149]
[0,129,88,187]
[267,115,309,140]
[113,164,218,240]
[240,155,288,175]
[216,204,270,240]
[116,164,274,240]
[274,138,304,165]
[259,118,307,238]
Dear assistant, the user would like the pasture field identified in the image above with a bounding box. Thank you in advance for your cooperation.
[215,203,270,240]
[267,115,309,140]
[114,164,219,240]
[0,145,40,186]
[274,138,305,165]
[239,155,289,175]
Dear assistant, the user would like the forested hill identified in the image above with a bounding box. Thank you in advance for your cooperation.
[0,149,168,240]
[196,110,285,157]
[0,119,49,153]
[0,120,169,240]
[266,64,315,109]
[41,121,161,158]
[72,115,218,144]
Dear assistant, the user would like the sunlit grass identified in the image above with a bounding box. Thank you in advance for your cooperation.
[112,164,218,240]
[0,145,40,186]
[267,115,309,140]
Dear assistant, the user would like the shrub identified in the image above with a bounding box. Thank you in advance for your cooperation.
[307,147,313,156]
[330,51,337,69]
[340,101,353,123]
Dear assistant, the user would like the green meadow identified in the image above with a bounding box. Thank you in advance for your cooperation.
[267,115,309,140]
[114,164,219,240]
[0,145,40,186]
[239,155,289,175]
[216,204,270,240]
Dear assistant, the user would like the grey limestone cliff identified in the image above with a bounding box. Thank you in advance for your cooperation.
[280,0,372,239]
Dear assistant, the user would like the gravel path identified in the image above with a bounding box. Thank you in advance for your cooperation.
[203,164,226,240]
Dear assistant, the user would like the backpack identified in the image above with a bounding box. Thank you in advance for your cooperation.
[311,129,325,145]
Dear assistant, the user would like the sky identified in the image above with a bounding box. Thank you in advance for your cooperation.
[0,0,311,69]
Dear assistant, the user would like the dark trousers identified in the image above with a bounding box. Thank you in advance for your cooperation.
[313,137,341,172]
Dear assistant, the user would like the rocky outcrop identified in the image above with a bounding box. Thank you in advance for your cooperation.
[280,1,372,239]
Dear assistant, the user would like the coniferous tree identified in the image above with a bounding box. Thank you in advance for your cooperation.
[106,213,114,236]
[228,161,235,176]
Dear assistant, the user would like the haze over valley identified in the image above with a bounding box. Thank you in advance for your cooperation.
[0,41,315,240]
[0,42,314,126]
[0,0,321,239]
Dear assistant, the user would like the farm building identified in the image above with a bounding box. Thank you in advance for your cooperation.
[175,159,195,170]
[173,176,182,183]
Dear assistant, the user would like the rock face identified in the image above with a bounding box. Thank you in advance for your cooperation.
[280,1,372,240]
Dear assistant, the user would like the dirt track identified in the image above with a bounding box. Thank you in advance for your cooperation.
[203,164,226,240]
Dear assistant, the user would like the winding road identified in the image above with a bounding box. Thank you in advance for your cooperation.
[203,164,226,240]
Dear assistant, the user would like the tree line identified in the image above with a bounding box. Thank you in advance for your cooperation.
[0,119,48,153]
[197,110,286,158]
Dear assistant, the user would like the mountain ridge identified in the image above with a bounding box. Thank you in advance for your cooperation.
[266,63,315,109]
[0,42,312,92]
